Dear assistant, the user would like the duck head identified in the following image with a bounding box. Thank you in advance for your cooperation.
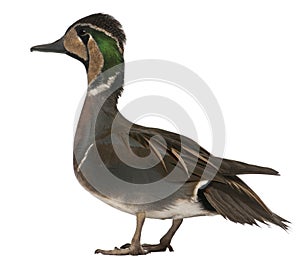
[31,13,126,85]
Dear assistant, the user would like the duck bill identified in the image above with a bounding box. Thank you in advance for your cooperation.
[30,37,66,54]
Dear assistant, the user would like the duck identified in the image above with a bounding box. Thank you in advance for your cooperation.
[31,13,289,255]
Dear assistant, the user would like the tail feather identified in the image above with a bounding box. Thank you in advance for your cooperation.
[202,176,289,230]
[218,158,279,176]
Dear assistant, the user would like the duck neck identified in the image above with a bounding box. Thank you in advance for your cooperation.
[88,64,124,117]
[74,64,124,156]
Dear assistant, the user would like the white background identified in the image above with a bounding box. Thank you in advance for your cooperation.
[1,0,299,260]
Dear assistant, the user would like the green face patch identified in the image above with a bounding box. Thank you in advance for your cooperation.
[88,28,124,72]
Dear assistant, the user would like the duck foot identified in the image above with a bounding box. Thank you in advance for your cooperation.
[95,217,182,255]
[121,242,174,252]
[95,244,148,256]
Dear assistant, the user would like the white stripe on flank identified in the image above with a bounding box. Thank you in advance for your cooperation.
[77,143,94,172]
[192,179,210,201]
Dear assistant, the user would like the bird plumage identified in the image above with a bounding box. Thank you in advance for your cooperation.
[70,13,126,51]
[31,13,289,255]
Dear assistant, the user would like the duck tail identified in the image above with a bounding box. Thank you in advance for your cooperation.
[202,176,290,230]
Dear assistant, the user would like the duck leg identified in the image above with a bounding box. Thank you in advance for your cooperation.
[95,212,147,255]
[121,219,183,253]
[143,219,183,252]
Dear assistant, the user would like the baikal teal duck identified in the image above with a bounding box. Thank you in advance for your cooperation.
[31,13,289,256]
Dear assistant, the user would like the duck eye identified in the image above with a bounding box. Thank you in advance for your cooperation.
[78,28,87,36]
